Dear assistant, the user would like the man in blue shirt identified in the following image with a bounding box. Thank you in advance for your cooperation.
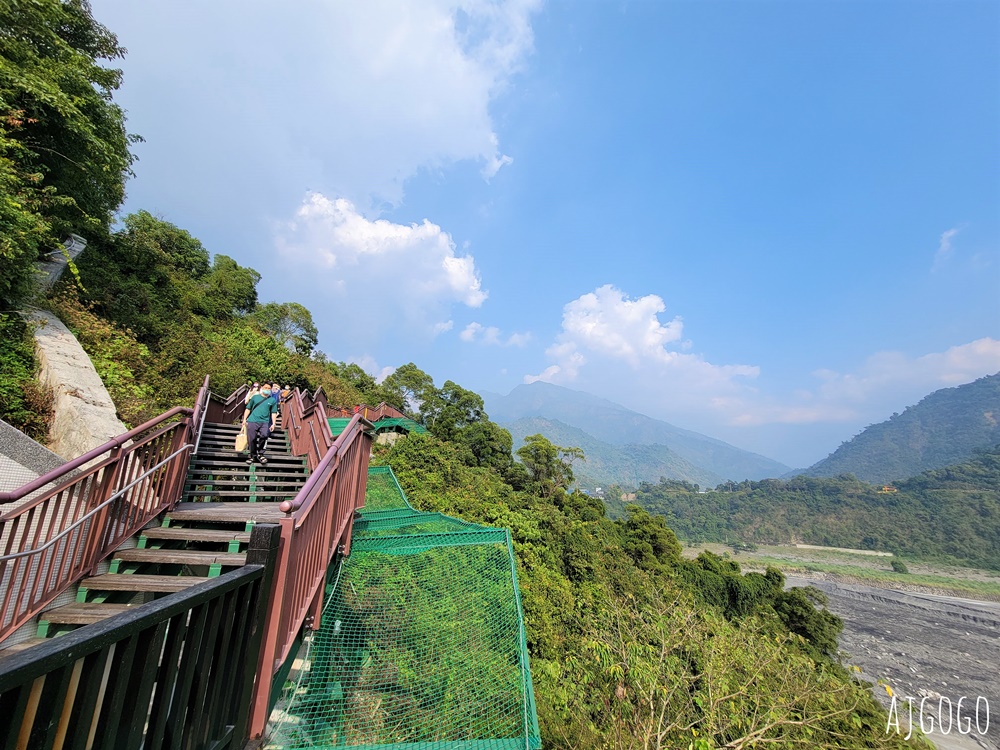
[242,384,278,465]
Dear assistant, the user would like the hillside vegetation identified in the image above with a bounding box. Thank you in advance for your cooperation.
[804,373,1000,483]
[633,448,1000,570]
[374,432,927,748]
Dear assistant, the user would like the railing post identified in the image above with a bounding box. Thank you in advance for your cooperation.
[248,519,293,739]
[81,447,123,574]
[233,523,281,747]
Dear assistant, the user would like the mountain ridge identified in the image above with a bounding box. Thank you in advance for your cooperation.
[802,372,1000,483]
[483,381,790,483]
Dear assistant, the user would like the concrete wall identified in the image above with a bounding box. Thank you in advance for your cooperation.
[25,309,128,461]
[0,419,66,494]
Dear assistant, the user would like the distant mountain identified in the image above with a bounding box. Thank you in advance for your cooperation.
[803,373,1000,484]
[504,416,724,490]
[483,382,790,484]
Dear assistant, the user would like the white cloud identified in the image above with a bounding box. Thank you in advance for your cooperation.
[728,338,1000,427]
[526,286,1000,445]
[525,285,759,402]
[933,225,964,270]
[277,194,485,336]
[258,0,538,207]
[94,0,539,226]
[460,321,531,346]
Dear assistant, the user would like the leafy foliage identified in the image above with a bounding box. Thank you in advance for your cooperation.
[0,0,138,305]
[633,456,1000,569]
[0,313,51,441]
[373,429,924,748]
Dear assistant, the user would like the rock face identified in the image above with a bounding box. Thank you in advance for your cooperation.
[26,309,128,460]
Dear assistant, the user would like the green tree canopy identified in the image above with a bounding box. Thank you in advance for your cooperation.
[0,0,138,304]
[251,301,319,355]
[381,362,436,416]
[516,433,584,497]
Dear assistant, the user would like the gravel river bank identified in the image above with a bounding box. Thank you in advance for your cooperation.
[785,576,1000,750]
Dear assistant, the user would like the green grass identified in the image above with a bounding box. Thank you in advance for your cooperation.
[743,555,1000,598]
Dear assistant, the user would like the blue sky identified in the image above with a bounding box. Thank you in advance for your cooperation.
[90,0,999,467]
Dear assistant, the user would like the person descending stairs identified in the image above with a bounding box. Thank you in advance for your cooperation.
[31,416,309,640]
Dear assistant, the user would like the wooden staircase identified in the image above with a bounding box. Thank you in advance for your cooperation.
[33,420,309,639]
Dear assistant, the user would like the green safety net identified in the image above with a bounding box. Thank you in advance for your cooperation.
[269,466,541,749]
[328,418,428,437]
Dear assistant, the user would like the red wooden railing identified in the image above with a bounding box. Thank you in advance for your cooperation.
[249,387,372,736]
[327,401,408,421]
[204,383,250,425]
[0,378,212,643]
[0,376,374,740]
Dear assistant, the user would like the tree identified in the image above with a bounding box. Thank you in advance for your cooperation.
[0,0,138,304]
[73,210,212,342]
[251,301,318,355]
[516,433,584,497]
[200,254,260,319]
[422,380,485,440]
[381,363,436,416]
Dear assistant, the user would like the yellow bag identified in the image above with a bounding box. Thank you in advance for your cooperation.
[234,425,248,452]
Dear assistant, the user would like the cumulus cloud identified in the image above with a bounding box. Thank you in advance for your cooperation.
[277,194,485,336]
[460,322,531,346]
[525,285,759,400]
[526,286,1000,443]
[94,0,539,226]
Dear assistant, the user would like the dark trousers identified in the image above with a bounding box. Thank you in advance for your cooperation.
[246,421,271,457]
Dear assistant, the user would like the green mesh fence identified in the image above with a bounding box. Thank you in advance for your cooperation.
[328,418,427,438]
[269,466,541,749]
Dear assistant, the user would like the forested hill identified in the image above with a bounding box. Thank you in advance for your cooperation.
[632,446,1000,570]
[504,416,724,489]
[483,381,790,481]
[803,373,1000,483]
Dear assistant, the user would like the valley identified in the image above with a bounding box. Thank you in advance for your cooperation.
[682,544,1000,750]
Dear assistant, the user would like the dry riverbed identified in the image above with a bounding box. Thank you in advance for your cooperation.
[683,544,1000,750]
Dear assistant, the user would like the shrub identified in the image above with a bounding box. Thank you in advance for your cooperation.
[0,313,51,441]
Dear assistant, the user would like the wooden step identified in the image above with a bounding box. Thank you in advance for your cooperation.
[183,490,298,499]
[114,549,246,566]
[185,477,306,485]
[79,574,208,593]
[168,502,287,523]
[41,603,133,625]
[0,638,47,662]
[141,528,252,544]
[187,468,309,482]
[194,449,298,457]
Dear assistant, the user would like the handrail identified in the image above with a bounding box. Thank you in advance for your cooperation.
[0,443,193,563]
[328,401,408,421]
[278,413,372,515]
[248,390,373,737]
[191,374,211,455]
[0,524,282,750]
[0,405,192,507]
[0,372,223,644]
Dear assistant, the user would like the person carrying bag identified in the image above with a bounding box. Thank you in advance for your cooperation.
[242,385,279,465]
